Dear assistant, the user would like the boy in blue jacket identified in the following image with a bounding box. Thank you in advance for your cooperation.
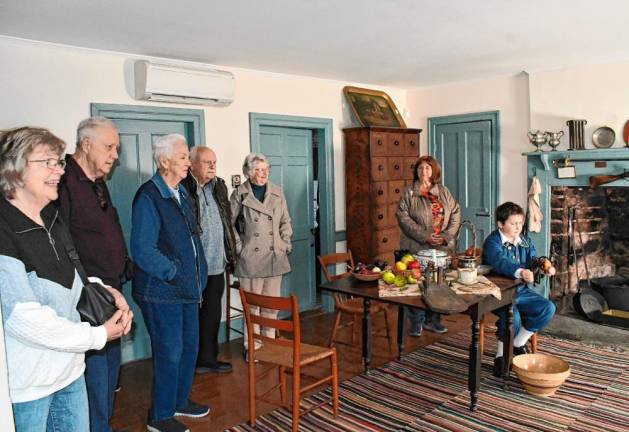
[482,202,556,377]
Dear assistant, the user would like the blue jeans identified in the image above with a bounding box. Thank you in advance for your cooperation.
[85,340,121,432]
[406,307,441,331]
[13,375,89,432]
[495,284,556,338]
[138,301,199,421]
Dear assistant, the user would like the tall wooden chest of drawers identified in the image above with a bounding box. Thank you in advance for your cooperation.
[344,127,422,264]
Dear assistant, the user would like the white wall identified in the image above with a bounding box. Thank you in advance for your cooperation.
[0,36,409,233]
[406,73,531,205]
[529,61,629,148]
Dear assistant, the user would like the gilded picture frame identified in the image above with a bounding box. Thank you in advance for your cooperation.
[343,86,406,128]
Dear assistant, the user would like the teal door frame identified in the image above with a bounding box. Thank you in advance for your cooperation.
[428,110,501,225]
[249,113,336,311]
[90,103,205,363]
[91,103,205,147]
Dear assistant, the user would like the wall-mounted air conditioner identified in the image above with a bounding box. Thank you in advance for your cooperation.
[133,60,235,106]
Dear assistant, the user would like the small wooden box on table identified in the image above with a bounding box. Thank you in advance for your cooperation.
[344,127,422,265]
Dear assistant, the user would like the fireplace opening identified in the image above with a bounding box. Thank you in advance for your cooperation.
[549,186,629,329]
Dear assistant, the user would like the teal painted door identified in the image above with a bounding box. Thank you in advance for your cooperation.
[258,126,316,311]
[432,120,495,251]
[107,119,188,363]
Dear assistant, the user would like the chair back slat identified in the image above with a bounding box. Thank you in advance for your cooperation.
[243,289,294,311]
[251,314,294,332]
[239,288,301,350]
[317,251,354,282]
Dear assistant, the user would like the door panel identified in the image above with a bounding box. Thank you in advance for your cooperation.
[433,120,494,252]
[259,126,316,311]
[107,119,188,363]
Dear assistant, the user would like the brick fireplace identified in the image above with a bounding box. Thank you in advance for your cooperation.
[526,149,629,326]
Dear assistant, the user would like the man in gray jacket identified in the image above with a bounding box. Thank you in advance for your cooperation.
[185,147,237,374]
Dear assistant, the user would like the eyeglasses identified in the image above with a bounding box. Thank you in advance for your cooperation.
[27,158,66,170]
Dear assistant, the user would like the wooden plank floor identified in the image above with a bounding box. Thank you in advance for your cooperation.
[111,309,476,431]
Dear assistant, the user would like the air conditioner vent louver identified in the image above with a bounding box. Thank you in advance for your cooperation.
[133,60,235,106]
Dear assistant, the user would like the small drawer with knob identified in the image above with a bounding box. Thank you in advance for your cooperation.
[371,182,388,205]
[370,157,388,181]
[369,132,387,156]
[404,133,419,156]
[387,157,404,180]
[403,157,417,179]
[386,132,405,156]
[387,180,405,203]
[374,227,400,253]
[372,208,388,229]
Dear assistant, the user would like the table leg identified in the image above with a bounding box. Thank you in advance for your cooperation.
[397,305,406,360]
[468,309,481,411]
[362,298,372,373]
[502,304,514,389]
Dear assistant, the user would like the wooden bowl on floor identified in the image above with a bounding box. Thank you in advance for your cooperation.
[512,353,571,397]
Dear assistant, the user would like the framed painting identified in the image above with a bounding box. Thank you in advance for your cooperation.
[343,86,406,128]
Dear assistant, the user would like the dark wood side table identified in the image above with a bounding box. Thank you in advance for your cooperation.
[319,274,518,411]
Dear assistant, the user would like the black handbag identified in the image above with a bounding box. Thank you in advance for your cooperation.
[235,193,246,234]
[59,230,118,326]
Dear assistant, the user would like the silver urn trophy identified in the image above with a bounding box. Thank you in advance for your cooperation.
[527,130,549,152]
[546,131,564,151]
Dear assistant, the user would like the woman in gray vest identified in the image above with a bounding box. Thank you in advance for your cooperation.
[230,153,293,360]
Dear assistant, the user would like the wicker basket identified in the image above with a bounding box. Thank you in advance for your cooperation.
[453,220,480,268]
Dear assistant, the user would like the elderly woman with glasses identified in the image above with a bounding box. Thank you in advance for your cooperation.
[130,133,209,432]
[0,127,130,431]
[230,153,293,360]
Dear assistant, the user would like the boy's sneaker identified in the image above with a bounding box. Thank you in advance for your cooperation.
[409,323,423,337]
[147,417,190,432]
[174,400,210,418]
[424,321,448,334]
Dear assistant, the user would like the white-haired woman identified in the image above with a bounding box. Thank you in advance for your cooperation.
[0,127,130,431]
[130,134,209,431]
[230,153,293,360]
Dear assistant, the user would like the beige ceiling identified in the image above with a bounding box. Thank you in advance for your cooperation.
[2,0,629,88]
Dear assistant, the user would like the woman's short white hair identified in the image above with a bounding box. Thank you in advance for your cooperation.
[242,152,269,178]
[153,133,187,167]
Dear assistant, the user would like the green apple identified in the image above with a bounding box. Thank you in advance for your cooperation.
[382,271,395,285]
[394,275,407,287]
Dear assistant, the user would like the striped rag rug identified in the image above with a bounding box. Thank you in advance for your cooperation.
[225,331,629,431]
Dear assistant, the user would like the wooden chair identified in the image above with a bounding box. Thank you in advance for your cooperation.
[317,251,394,352]
[479,314,538,355]
[239,288,339,432]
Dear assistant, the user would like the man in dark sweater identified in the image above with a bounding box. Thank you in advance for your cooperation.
[57,117,132,432]
[184,146,237,374]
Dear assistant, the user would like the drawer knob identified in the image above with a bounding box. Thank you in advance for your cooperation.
[378,214,384,220]
[395,188,400,193]
[394,164,400,170]
[394,140,400,146]
[377,189,384,195]
[377,139,383,146]
[382,237,388,243]
[410,141,415,147]
[378,164,384,171]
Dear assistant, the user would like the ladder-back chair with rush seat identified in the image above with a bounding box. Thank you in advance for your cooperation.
[317,251,394,352]
[239,288,339,432]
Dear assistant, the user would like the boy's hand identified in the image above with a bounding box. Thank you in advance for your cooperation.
[520,269,535,283]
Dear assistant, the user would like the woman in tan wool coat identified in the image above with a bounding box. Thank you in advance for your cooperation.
[230,153,292,359]
[397,155,461,336]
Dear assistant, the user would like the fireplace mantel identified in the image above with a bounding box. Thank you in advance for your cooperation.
[525,148,629,295]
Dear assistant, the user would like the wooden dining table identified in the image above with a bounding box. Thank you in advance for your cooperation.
[319,274,519,411]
